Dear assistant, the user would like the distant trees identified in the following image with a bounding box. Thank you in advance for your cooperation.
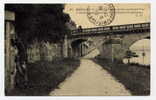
[5,4,71,45]
[125,49,139,64]
[65,20,77,30]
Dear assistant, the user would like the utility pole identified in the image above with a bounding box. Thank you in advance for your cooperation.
[111,44,114,63]
[63,35,68,58]
[142,45,145,65]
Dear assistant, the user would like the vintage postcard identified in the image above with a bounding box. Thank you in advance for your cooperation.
[5,3,150,96]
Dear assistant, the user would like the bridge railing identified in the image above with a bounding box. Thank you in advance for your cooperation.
[71,22,150,35]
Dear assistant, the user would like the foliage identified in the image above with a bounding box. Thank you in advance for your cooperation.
[125,49,139,64]
[7,58,80,96]
[125,50,138,58]
[5,4,71,45]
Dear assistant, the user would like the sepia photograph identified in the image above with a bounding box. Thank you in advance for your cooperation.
[5,3,150,96]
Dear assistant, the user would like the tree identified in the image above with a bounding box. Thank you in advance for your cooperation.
[65,20,77,30]
[5,4,71,45]
[125,49,139,64]
[5,4,72,88]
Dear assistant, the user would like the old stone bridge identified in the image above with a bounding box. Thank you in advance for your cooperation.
[63,22,150,60]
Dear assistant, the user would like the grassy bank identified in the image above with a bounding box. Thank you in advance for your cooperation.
[8,58,80,96]
[93,58,150,96]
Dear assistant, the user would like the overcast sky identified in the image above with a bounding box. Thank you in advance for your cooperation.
[64,3,150,28]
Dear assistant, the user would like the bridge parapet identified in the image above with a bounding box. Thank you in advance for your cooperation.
[70,22,150,36]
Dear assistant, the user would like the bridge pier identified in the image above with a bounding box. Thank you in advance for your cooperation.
[98,43,125,61]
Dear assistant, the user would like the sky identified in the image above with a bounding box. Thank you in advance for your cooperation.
[64,3,150,28]
[130,39,150,50]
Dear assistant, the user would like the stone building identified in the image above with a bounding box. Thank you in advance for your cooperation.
[5,10,16,94]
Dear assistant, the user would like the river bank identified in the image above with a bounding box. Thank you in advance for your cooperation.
[7,58,80,96]
[93,58,150,95]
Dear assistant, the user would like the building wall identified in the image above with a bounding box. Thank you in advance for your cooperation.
[5,11,15,94]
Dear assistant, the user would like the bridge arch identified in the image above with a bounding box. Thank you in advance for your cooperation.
[67,23,150,59]
[98,32,150,60]
[69,39,89,57]
[129,38,150,50]
[71,39,87,48]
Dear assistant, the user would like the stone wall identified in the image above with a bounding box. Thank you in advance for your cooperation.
[98,43,122,60]
[27,41,62,63]
[5,11,15,94]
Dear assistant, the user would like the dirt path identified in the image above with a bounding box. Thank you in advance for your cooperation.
[49,59,131,96]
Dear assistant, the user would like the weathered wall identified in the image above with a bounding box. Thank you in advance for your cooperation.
[27,41,62,63]
[98,43,123,60]
[5,11,16,93]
